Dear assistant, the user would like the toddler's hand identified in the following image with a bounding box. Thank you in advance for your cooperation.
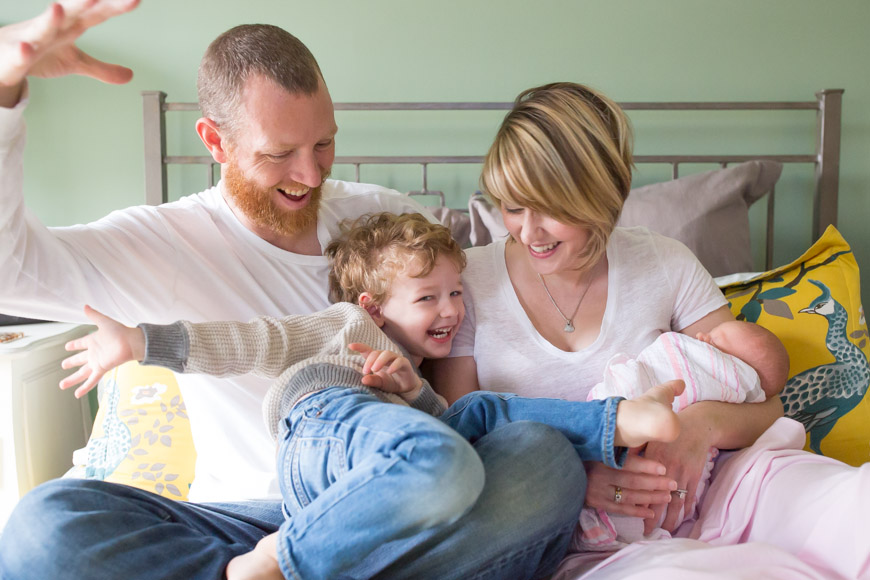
[348,343,423,402]
[59,305,144,398]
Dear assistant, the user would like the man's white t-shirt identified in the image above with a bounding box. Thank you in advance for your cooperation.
[449,227,728,402]
[0,99,433,501]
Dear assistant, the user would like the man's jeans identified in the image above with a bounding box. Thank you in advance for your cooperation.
[1,388,589,580]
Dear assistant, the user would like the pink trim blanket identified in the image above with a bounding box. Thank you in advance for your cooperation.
[553,418,870,580]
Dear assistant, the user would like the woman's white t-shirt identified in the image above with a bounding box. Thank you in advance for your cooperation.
[450,227,727,401]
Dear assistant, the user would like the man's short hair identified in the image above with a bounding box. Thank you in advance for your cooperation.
[197,24,323,138]
[326,213,466,306]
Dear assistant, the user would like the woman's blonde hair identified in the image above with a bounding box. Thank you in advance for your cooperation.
[481,82,634,272]
[325,212,466,306]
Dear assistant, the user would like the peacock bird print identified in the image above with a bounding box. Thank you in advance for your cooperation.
[85,377,133,480]
[780,279,870,454]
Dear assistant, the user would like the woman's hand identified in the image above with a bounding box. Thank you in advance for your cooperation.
[0,0,139,107]
[60,305,144,398]
[584,450,677,520]
[348,343,423,402]
[641,404,717,533]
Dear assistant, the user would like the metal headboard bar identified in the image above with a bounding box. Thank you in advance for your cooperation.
[767,186,776,269]
[142,90,167,207]
[161,154,818,166]
[814,89,843,240]
[143,90,844,244]
[160,101,819,112]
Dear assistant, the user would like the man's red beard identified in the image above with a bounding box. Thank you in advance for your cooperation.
[223,160,327,238]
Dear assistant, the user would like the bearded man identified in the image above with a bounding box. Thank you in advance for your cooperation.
[0,4,587,579]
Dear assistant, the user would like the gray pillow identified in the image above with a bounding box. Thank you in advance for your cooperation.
[617,160,782,277]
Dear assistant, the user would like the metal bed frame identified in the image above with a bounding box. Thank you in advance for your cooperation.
[142,89,844,270]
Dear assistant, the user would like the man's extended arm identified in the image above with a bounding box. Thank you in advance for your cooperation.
[0,1,190,325]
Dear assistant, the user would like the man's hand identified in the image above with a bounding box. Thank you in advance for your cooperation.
[0,0,140,107]
[60,304,145,399]
[348,343,424,402]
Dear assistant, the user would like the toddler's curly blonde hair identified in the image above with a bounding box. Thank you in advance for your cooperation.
[325,212,466,306]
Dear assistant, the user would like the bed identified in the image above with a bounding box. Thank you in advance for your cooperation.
[72,88,869,576]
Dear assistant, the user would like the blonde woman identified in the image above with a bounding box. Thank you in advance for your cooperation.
[430,82,869,578]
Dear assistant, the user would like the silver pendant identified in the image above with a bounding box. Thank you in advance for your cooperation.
[564,321,575,333]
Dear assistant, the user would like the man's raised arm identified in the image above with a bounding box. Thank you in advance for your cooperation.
[0,0,169,325]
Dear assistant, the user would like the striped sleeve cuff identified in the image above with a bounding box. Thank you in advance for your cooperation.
[139,321,190,372]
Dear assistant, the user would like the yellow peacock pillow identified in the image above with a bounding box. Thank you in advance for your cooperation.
[721,226,870,466]
[83,361,197,499]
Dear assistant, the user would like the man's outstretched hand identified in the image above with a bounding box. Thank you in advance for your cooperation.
[0,0,140,107]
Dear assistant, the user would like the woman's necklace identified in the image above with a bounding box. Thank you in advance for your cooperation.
[536,273,592,333]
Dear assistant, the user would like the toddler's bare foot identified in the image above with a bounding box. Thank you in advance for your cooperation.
[614,380,684,448]
[226,532,282,580]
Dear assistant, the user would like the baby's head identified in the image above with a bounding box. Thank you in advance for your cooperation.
[696,320,790,396]
[325,212,466,362]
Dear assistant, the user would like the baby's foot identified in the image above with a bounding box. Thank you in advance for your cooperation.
[614,380,684,448]
[226,532,282,580]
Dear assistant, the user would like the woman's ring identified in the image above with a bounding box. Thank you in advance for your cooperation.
[674,488,688,500]
[613,486,623,504]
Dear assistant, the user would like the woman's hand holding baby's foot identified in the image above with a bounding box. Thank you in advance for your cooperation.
[226,532,282,580]
[614,380,684,448]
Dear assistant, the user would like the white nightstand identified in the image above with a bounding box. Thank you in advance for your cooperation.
[0,323,95,528]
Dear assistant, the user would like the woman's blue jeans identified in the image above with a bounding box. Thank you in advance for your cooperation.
[0,388,593,580]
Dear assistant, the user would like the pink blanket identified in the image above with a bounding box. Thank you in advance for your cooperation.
[553,418,870,580]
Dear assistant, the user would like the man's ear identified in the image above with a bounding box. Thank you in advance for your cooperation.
[195,117,229,164]
[358,293,385,327]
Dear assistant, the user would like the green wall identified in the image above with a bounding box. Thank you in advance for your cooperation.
[9,0,870,306]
